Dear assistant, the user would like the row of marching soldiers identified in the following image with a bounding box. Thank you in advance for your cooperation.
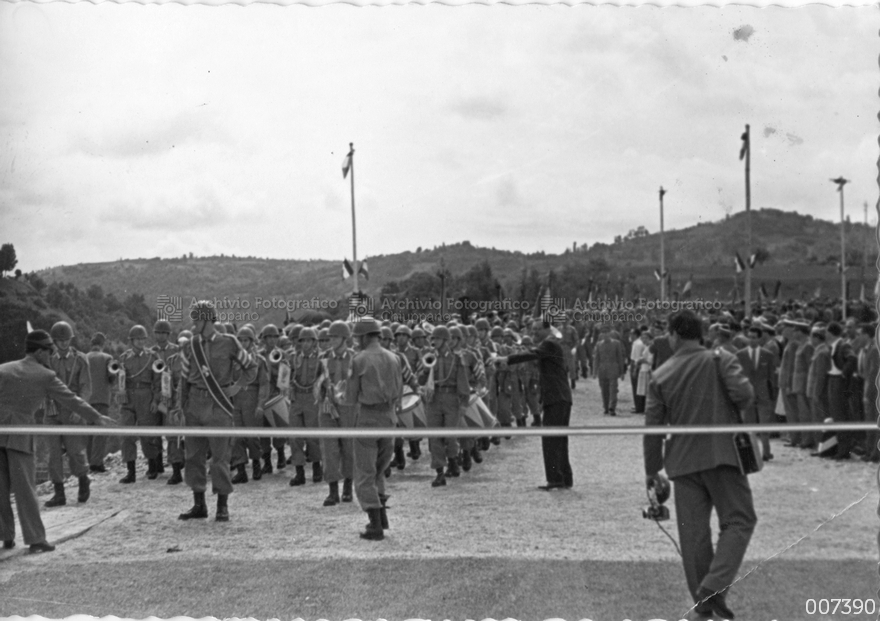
[40,312,545,510]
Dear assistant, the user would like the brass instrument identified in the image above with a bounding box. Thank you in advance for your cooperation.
[269,349,284,364]
[152,359,166,374]
[421,352,436,397]
[109,360,126,400]
[108,360,122,375]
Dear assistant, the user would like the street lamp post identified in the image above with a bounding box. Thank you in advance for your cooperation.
[659,186,666,302]
[831,176,849,320]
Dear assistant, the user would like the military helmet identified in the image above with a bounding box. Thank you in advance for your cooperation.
[298,327,318,341]
[490,326,504,338]
[237,326,256,341]
[474,318,491,331]
[328,320,351,339]
[190,300,217,322]
[129,325,148,340]
[278,335,291,349]
[395,325,412,337]
[153,319,172,333]
[380,326,394,340]
[352,317,382,337]
[448,326,463,340]
[285,324,303,341]
[49,321,74,341]
[261,324,281,338]
[465,325,478,338]
[521,335,534,346]
[318,328,330,341]
[319,319,332,329]
[431,326,451,340]
[390,322,401,334]
[412,327,426,339]
[213,322,227,334]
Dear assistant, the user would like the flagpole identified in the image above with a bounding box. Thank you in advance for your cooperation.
[743,124,752,319]
[349,143,358,297]
[832,177,849,320]
[659,186,666,302]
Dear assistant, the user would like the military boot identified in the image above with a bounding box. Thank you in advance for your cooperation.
[251,458,262,481]
[167,463,183,485]
[460,449,472,472]
[215,494,229,522]
[323,481,340,506]
[471,446,483,463]
[276,447,286,470]
[431,468,447,487]
[341,478,353,502]
[45,483,66,507]
[77,475,91,503]
[231,464,248,484]
[119,461,136,484]
[289,465,306,486]
[178,491,208,520]
[394,444,406,470]
[360,508,384,541]
[445,456,460,478]
[146,458,159,480]
[312,461,323,483]
[261,452,273,475]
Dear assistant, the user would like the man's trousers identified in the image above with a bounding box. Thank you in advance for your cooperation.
[0,447,46,545]
[353,403,394,510]
[542,401,572,487]
[121,387,161,462]
[45,414,88,483]
[320,404,355,483]
[427,392,462,470]
[289,391,321,467]
[183,389,233,495]
[231,388,262,468]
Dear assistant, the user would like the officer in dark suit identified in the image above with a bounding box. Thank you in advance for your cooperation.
[825,322,858,460]
[736,325,778,459]
[644,310,756,621]
[0,331,115,553]
[593,327,626,415]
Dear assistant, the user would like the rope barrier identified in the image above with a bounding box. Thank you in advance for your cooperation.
[2,422,875,438]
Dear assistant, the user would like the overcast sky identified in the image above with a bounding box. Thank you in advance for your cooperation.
[1,3,876,273]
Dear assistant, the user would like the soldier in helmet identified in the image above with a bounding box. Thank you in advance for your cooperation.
[230,327,269,484]
[176,300,256,522]
[519,335,543,426]
[288,327,323,486]
[411,327,428,351]
[395,325,423,461]
[257,324,289,477]
[450,325,485,472]
[379,326,420,473]
[151,319,179,478]
[418,325,471,487]
[84,332,115,473]
[43,321,93,507]
[316,320,356,506]
[117,324,163,484]
[344,317,402,541]
[503,328,527,428]
[317,328,331,354]
[162,330,191,485]
[474,318,498,452]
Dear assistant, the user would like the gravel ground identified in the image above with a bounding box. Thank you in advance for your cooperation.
[1,377,877,619]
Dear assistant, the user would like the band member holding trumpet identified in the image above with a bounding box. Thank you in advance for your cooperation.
[44,321,93,507]
[151,319,179,477]
[418,325,471,488]
[257,324,289,476]
[230,327,269,484]
[380,327,421,474]
[317,321,356,506]
[395,325,423,461]
[177,300,256,522]
[85,332,115,474]
[344,317,402,541]
[288,327,323,487]
[117,325,163,484]
[162,331,191,485]
[450,326,485,472]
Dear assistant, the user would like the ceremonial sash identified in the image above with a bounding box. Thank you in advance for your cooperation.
[191,335,235,416]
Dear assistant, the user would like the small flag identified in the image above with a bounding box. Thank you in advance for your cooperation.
[739,127,749,161]
[358,260,369,281]
[342,258,354,279]
[748,253,757,268]
[26,320,34,333]
[773,280,782,299]
[342,150,353,179]
[682,276,693,298]
[734,252,746,274]
[653,269,668,281]
[759,284,768,300]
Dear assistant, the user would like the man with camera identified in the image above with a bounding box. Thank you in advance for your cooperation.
[643,310,757,621]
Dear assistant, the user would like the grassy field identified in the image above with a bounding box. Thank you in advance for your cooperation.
[1,377,877,621]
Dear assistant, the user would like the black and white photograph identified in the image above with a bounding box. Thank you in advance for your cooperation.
[0,2,878,620]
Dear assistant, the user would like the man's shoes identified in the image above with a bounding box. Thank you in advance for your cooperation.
[167,463,183,485]
[764,453,774,461]
[431,469,447,487]
[490,437,501,446]
[179,491,208,520]
[323,482,340,506]
[3,540,14,549]
[609,410,616,416]
[312,461,324,483]
[261,453,274,475]
[289,466,306,487]
[696,587,736,620]
[360,508,384,541]
[45,483,66,507]
[342,478,353,502]
[570,378,576,389]
[445,457,460,478]
[231,464,248,484]
[538,483,566,491]
[215,495,229,522]
[531,415,542,427]
[603,410,609,415]
[384,466,392,478]
[28,541,55,554]
[394,445,406,469]
[89,464,107,473]
[276,448,287,470]
[471,447,483,464]
[461,450,472,472]
[146,458,159,480]
[77,475,91,504]
[407,440,421,460]
[119,461,136,484]
[251,459,262,481]
[833,452,851,461]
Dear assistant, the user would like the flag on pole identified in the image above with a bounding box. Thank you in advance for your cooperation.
[759,283,768,301]
[342,150,353,179]
[739,128,749,161]
[653,269,668,281]
[682,276,693,298]
[342,258,354,279]
[748,253,757,268]
[358,259,369,281]
[773,280,782,300]
[734,252,746,274]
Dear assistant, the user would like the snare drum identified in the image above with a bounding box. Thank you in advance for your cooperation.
[474,396,498,428]
[398,389,421,429]
[461,392,485,428]
[263,394,290,426]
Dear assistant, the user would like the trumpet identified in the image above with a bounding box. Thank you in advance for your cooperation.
[420,352,437,368]
[421,321,436,335]
[152,359,166,374]
[108,360,122,375]
[269,349,284,364]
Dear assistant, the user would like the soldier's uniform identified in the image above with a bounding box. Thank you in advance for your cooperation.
[503,330,527,425]
[163,337,188,485]
[456,329,485,470]
[490,327,514,427]
[151,332,180,474]
[84,333,114,472]
[288,329,323,485]
[317,330,356,505]
[118,330,163,482]
[257,330,290,475]
[520,335,542,425]
[396,327,423,460]
[45,330,92,506]
[231,327,269,483]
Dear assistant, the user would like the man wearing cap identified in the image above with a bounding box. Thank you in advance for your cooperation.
[288,327,324,486]
[85,332,115,473]
[419,325,470,487]
[151,319,179,478]
[44,322,93,507]
[176,301,257,522]
[117,325,163,484]
[0,331,115,553]
[345,317,402,541]
[257,324,288,477]
[230,327,270,484]
[594,326,626,416]
[497,321,573,490]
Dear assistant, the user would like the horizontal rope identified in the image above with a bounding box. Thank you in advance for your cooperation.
[1,423,875,438]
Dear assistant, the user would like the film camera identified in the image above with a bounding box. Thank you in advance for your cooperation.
[642,473,671,521]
